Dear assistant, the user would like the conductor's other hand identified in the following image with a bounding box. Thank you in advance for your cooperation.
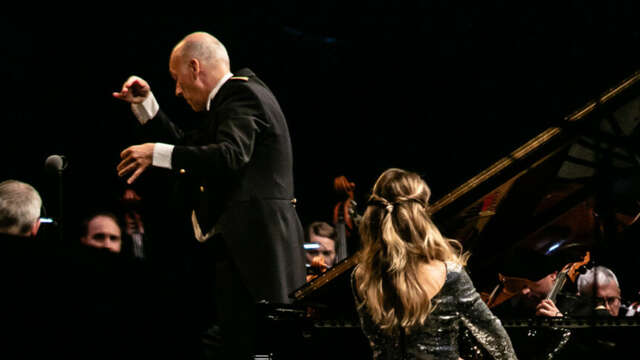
[118,143,155,184]
[113,76,151,104]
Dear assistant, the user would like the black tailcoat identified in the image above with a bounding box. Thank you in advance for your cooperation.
[142,68,306,304]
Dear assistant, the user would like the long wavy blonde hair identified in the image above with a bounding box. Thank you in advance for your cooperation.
[354,168,468,334]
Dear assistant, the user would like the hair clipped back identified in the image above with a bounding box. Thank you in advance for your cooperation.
[355,168,468,334]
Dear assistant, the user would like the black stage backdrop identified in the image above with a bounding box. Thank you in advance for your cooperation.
[2,3,640,270]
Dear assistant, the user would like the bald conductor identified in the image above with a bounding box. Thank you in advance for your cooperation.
[114,32,306,358]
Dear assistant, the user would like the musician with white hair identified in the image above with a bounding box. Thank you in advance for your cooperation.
[577,265,622,317]
[0,180,42,238]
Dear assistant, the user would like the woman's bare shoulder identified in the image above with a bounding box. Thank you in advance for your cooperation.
[420,260,447,296]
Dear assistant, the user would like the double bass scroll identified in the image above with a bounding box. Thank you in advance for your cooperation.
[332,176,360,263]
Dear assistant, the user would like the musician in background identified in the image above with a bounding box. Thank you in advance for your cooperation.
[0,180,42,238]
[304,221,337,269]
[0,181,153,358]
[80,212,123,254]
[0,180,57,357]
[490,247,576,359]
[576,266,621,317]
[491,247,576,318]
[563,265,633,358]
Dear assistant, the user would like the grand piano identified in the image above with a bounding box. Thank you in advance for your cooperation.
[257,70,640,359]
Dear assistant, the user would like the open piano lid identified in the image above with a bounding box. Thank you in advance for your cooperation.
[291,69,640,304]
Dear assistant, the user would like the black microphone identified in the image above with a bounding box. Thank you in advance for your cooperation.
[44,154,68,242]
[594,304,611,317]
[45,155,67,174]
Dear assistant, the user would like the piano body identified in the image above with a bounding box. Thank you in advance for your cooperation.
[258,70,640,359]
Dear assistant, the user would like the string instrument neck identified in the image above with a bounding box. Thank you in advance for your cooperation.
[546,271,568,303]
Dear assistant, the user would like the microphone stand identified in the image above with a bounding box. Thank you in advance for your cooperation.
[56,166,64,243]
[44,154,66,244]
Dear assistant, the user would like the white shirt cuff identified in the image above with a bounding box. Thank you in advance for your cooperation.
[131,92,159,124]
[152,143,174,169]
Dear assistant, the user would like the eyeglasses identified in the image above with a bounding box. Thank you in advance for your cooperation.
[595,296,621,307]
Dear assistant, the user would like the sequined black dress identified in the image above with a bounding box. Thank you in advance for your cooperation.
[352,261,517,360]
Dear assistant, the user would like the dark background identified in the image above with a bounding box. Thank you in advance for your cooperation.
[1,4,639,277]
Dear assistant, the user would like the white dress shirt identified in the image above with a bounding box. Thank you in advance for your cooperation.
[130,72,233,169]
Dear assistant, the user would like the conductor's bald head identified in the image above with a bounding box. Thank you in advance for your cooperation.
[172,32,230,73]
[169,32,231,112]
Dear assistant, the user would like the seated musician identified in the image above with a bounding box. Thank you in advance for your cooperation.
[576,265,621,317]
[564,265,633,358]
[304,221,338,282]
[304,221,338,269]
[491,247,571,319]
[489,246,577,360]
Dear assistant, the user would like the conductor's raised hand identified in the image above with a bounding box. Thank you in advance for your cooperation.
[113,76,151,104]
[118,143,155,184]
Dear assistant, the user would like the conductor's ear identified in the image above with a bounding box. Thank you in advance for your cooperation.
[30,219,41,237]
[189,58,200,76]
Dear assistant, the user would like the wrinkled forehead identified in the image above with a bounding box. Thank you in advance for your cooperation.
[169,52,180,74]
[169,45,185,72]
[597,281,621,296]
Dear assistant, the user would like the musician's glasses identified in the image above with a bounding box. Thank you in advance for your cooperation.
[595,296,621,307]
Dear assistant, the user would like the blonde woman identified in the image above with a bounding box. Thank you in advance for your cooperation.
[352,168,517,359]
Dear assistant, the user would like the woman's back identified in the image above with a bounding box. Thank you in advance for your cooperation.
[353,261,517,360]
[352,168,516,359]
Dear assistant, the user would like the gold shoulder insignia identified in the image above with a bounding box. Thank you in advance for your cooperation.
[230,76,249,81]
